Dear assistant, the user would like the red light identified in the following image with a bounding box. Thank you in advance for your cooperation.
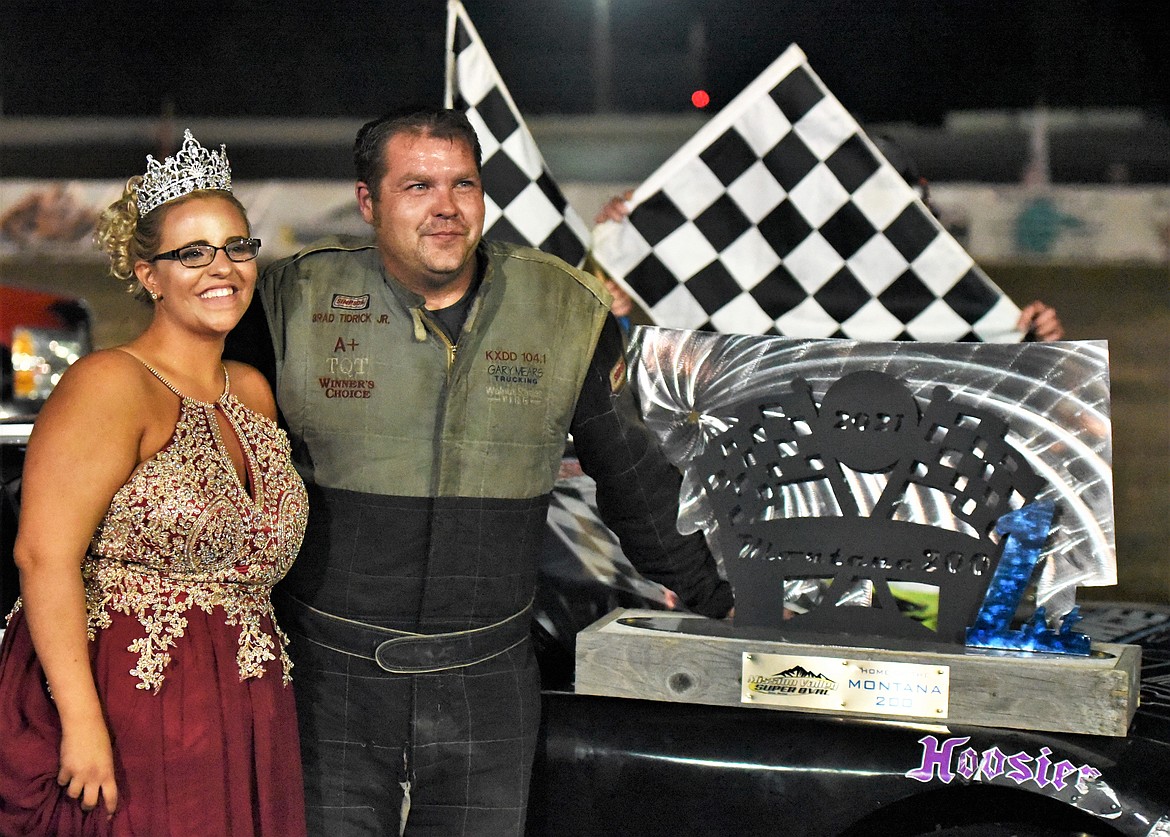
[691,89,710,109]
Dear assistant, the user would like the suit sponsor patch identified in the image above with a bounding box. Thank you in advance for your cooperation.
[484,347,547,405]
[332,293,370,310]
[609,356,627,393]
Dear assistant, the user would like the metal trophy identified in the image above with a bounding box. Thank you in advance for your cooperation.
[574,329,1136,736]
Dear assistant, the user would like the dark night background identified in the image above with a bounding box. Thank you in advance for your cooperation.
[1,0,1166,123]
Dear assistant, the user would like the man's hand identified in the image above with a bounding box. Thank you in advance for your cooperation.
[603,278,634,318]
[594,190,634,225]
[1018,300,1065,341]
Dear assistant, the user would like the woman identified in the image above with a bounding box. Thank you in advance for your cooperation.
[0,131,308,836]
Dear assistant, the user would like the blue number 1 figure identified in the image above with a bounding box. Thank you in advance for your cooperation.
[966,501,1091,656]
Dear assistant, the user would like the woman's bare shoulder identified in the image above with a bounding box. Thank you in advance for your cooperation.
[224,360,277,420]
[24,349,154,471]
[42,348,154,410]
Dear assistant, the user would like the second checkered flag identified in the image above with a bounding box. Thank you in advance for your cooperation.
[592,44,1023,341]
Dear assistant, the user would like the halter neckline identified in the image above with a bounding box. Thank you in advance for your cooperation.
[122,351,230,404]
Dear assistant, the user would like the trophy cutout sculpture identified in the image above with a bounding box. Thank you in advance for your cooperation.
[696,369,1080,650]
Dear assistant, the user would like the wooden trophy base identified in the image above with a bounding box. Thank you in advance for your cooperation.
[574,609,1140,737]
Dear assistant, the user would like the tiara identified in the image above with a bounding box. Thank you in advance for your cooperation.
[136,129,233,216]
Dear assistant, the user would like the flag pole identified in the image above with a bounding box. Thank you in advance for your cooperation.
[443,0,459,108]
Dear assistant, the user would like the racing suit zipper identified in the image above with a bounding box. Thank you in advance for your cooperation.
[414,308,458,620]
[416,310,457,500]
[419,313,458,381]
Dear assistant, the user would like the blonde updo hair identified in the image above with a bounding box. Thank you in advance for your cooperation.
[93,177,250,299]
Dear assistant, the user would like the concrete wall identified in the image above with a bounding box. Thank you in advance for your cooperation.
[984,263,1170,605]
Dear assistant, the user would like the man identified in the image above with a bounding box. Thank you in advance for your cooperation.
[227,107,732,835]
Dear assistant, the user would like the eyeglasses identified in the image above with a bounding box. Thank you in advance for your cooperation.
[150,238,262,268]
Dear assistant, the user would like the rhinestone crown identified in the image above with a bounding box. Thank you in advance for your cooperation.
[136,129,233,216]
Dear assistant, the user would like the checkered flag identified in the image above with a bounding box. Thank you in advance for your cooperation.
[592,44,1023,341]
[445,0,589,266]
[545,472,673,604]
[695,380,825,526]
[875,386,1046,539]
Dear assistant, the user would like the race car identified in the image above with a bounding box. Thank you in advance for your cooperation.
[529,573,1170,837]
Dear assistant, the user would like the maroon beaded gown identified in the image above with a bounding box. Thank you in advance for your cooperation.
[0,364,309,836]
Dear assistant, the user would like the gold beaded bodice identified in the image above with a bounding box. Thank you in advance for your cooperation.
[84,363,308,692]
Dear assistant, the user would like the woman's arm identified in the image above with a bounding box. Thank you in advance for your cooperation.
[13,351,148,816]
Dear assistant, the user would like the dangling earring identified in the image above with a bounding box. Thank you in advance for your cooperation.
[149,289,161,302]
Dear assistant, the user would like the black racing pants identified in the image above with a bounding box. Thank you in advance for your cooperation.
[281,595,541,836]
